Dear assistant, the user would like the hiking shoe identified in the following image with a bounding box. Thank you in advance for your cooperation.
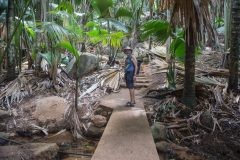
[126,102,134,107]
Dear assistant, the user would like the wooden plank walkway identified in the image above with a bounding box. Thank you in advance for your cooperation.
[91,89,159,160]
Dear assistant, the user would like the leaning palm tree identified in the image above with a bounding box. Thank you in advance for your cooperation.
[160,0,215,107]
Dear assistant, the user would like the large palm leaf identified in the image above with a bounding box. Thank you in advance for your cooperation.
[40,22,70,44]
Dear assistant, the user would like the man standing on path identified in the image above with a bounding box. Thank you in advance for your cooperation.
[124,46,138,107]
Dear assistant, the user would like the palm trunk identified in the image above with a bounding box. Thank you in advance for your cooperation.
[75,61,80,111]
[224,0,232,51]
[148,3,153,50]
[228,0,240,92]
[6,0,16,81]
[166,9,175,89]
[182,22,196,107]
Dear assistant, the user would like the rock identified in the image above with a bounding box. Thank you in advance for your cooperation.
[156,141,171,153]
[0,123,6,131]
[91,115,107,128]
[0,109,9,121]
[42,130,74,145]
[31,96,68,133]
[94,107,104,115]
[151,122,167,142]
[0,143,59,160]
[200,110,214,129]
[0,132,11,145]
[0,132,10,139]
[68,52,98,78]
[85,123,104,138]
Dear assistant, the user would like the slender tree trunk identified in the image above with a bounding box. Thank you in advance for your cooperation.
[148,2,153,50]
[166,9,171,61]
[182,22,196,107]
[41,0,48,22]
[228,0,240,92]
[224,0,232,51]
[6,0,16,81]
[166,9,175,89]
[75,61,80,111]
[35,0,42,21]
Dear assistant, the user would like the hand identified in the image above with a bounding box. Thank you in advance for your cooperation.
[133,75,137,82]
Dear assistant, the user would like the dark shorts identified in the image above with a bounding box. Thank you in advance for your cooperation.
[125,71,134,89]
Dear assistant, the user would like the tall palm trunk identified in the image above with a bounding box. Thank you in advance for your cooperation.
[224,0,232,51]
[148,1,153,50]
[228,0,240,92]
[6,0,16,80]
[182,21,196,107]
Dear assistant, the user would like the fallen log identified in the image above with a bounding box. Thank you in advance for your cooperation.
[177,65,240,78]
[145,86,184,99]
[146,48,239,79]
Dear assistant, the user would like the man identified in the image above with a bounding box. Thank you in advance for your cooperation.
[124,46,138,107]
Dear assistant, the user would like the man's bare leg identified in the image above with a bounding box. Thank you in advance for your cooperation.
[130,89,135,103]
[129,89,132,102]
[133,89,135,103]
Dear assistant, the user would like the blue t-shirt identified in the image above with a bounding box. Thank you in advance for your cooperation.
[125,55,134,72]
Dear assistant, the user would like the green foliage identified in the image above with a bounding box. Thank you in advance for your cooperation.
[115,7,133,18]
[141,20,171,44]
[170,30,185,61]
[86,27,125,48]
[40,41,79,67]
[91,0,113,18]
[25,25,36,38]
[39,52,57,66]
[54,1,74,14]
[85,21,100,29]
[74,0,83,5]
[57,41,80,61]
[108,18,129,33]
[109,31,125,48]
[86,29,108,44]
[215,17,224,27]
[141,20,188,62]
[41,22,70,44]
[50,10,83,40]
[85,21,125,47]
[0,0,7,9]
[0,0,7,15]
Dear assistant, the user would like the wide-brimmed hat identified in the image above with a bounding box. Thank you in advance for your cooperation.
[123,46,132,51]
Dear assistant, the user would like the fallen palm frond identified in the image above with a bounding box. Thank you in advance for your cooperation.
[0,74,32,111]
[30,123,48,136]
[64,68,122,138]
[0,72,65,110]
[99,69,122,91]
[146,84,240,148]
[80,69,122,99]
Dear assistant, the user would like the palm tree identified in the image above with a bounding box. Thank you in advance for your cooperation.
[224,0,231,51]
[228,0,240,92]
[160,0,215,107]
[6,0,15,80]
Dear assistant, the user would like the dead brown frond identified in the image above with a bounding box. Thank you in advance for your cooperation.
[0,73,32,111]
[159,0,215,45]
